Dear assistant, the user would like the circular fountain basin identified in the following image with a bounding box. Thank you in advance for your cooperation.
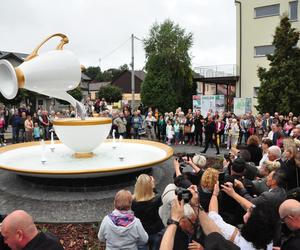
[0,140,173,178]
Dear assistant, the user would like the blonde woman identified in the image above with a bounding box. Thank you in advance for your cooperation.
[132,174,164,250]
[198,168,219,211]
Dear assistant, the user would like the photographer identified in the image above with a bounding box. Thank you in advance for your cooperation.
[173,154,206,186]
[207,182,277,250]
[160,186,241,250]
[219,158,255,226]
[159,159,194,226]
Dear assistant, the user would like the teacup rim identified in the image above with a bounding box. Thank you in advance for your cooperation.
[52,117,112,126]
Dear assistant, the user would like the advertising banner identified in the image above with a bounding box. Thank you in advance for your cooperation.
[234,98,252,116]
[192,95,201,113]
[192,95,225,116]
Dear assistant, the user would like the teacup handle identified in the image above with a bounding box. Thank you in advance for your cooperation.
[25,33,69,61]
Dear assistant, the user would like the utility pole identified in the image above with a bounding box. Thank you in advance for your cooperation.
[131,34,135,111]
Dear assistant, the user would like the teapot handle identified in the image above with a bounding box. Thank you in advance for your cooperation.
[25,33,69,61]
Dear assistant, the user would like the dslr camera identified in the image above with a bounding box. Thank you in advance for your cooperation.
[175,187,193,203]
[174,152,195,165]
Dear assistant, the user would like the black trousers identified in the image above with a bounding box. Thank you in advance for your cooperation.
[203,135,219,153]
[194,129,203,145]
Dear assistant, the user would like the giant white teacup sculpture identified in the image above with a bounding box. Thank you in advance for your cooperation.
[0,33,112,157]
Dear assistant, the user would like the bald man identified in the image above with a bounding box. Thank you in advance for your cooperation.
[0,210,63,250]
[279,199,300,250]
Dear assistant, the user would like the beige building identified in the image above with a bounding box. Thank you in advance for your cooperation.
[235,0,299,111]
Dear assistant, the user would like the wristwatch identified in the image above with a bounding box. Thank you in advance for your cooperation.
[167,218,180,226]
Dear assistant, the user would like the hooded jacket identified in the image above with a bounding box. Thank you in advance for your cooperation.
[98,209,148,250]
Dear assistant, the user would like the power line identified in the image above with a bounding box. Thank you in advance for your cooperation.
[100,37,131,61]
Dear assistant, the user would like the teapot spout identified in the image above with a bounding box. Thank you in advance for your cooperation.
[47,91,86,120]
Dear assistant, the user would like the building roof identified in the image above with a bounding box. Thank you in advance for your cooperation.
[89,82,110,91]
[133,70,146,81]
[81,72,92,81]
[0,51,29,61]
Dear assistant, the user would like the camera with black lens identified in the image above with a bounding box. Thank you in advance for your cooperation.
[175,187,192,203]
[224,153,231,162]
[174,152,195,166]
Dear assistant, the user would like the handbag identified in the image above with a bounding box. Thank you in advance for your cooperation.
[184,125,191,134]
[138,127,146,135]
[248,127,255,135]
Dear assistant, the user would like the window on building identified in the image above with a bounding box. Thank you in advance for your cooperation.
[253,87,259,98]
[255,4,280,18]
[254,45,275,57]
[290,1,298,21]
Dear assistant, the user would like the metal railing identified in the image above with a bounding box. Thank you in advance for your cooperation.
[194,64,237,78]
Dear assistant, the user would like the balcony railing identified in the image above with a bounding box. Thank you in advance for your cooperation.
[194,64,237,78]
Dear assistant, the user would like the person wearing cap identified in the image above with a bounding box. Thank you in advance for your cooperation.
[279,199,300,250]
[218,158,255,226]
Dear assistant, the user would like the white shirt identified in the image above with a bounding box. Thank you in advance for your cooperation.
[208,211,273,250]
[259,153,269,167]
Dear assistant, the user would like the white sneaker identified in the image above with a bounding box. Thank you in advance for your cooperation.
[182,141,185,145]
[179,141,182,144]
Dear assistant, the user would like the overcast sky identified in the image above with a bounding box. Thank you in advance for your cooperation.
[0,0,236,71]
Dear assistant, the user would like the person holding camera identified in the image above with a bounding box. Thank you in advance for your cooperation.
[160,187,203,250]
[208,182,277,250]
[218,158,255,226]
[160,186,241,250]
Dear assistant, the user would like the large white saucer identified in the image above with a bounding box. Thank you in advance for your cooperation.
[0,140,173,178]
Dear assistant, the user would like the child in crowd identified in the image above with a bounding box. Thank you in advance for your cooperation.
[33,122,41,141]
[166,120,174,146]
[173,120,180,145]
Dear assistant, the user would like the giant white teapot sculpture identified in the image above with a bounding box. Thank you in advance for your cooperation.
[0,34,112,158]
[0,33,84,111]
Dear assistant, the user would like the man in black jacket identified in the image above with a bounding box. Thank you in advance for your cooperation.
[193,111,203,146]
[0,210,64,250]
[201,116,220,155]
[279,199,300,250]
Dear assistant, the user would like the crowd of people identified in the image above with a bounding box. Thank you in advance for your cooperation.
[0,98,300,249]
[97,128,300,250]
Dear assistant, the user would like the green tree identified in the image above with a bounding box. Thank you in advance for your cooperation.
[85,66,103,81]
[141,19,195,112]
[257,16,300,115]
[97,85,122,103]
[0,89,34,106]
[85,64,129,82]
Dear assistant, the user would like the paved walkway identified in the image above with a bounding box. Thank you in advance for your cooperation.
[0,142,227,223]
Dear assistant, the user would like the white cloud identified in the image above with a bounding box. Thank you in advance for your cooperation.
[0,0,236,70]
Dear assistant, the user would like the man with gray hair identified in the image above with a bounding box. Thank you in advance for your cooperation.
[268,145,286,169]
[279,199,300,249]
